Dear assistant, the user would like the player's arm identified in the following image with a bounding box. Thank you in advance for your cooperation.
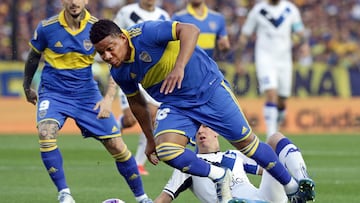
[154,169,193,203]
[127,92,158,164]
[154,192,173,203]
[234,33,250,75]
[23,48,41,105]
[216,15,231,52]
[94,75,118,119]
[160,22,200,95]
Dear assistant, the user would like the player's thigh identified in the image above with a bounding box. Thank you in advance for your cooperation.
[196,82,252,142]
[154,104,199,145]
[255,60,278,94]
[37,94,71,131]
[75,95,121,138]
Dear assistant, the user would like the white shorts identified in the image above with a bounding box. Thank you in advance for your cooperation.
[255,55,292,97]
[118,84,161,110]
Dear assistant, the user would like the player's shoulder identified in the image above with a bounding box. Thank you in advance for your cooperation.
[207,8,224,17]
[40,14,60,27]
[89,15,98,24]
[118,3,138,14]
[172,8,188,18]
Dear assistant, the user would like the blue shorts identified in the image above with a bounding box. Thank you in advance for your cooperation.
[154,81,252,144]
[36,91,120,139]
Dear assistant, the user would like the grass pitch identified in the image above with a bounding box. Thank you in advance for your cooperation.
[0,133,359,202]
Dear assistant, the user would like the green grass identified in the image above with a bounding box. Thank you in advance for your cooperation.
[0,133,359,202]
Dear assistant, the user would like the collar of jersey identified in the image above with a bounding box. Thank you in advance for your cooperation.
[121,29,135,63]
[59,9,91,35]
[187,3,208,21]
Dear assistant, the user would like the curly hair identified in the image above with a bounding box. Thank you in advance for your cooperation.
[90,19,123,44]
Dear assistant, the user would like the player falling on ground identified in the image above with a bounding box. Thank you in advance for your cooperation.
[155,125,315,203]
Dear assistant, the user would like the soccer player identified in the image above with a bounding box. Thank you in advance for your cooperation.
[171,0,230,58]
[89,19,315,203]
[22,1,152,203]
[113,0,170,176]
[154,126,315,203]
[235,0,310,139]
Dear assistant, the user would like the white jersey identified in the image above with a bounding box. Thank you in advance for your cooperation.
[162,150,287,203]
[114,3,170,28]
[241,0,304,96]
[242,0,304,63]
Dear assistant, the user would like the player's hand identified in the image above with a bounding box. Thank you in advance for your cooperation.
[145,141,159,165]
[94,97,113,119]
[160,67,184,95]
[24,88,37,105]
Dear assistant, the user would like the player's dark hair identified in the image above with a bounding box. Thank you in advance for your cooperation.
[90,19,123,44]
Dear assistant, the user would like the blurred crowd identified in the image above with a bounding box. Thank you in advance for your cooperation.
[1,0,360,70]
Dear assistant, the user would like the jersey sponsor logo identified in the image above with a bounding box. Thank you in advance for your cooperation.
[139,51,152,62]
[83,39,93,51]
[260,7,291,27]
[54,41,63,48]
[130,72,137,79]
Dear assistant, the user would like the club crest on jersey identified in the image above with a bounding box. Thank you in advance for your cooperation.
[209,21,217,31]
[83,40,93,51]
[139,51,152,62]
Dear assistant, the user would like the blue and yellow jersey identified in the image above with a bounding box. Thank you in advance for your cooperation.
[110,20,224,108]
[172,4,227,58]
[29,10,98,95]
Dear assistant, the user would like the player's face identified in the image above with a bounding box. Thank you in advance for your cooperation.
[141,0,156,7]
[62,0,88,18]
[189,0,204,7]
[196,125,220,153]
[94,34,130,67]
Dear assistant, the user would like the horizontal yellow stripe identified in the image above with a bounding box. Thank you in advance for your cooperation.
[197,33,216,49]
[43,48,95,69]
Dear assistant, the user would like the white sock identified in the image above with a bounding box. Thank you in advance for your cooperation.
[135,194,149,202]
[59,188,70,194]
[135,132,147,165]
[264,103,278,139]
[279,143,309,180]
[284,177,299,195]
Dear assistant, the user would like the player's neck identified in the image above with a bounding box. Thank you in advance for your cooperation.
[64,10,85,30]
[191,3,206,16]
[139,2,155,12]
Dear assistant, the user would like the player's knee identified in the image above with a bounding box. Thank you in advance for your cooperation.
[267,132,285,150]
[156,142,185,162]
[38,120,59,152]
[112,144,132,162]
[38,120,59,139]
[237,135,260,158]
[122,110,137,127]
